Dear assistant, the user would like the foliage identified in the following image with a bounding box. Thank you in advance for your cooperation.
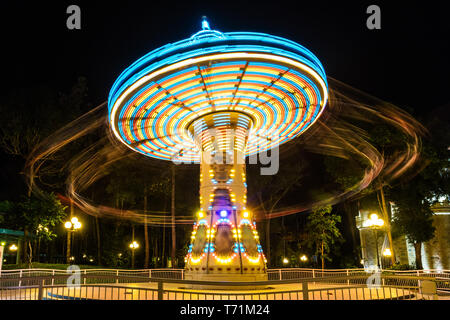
[0,192,67,241]
[302,206,343,268]
[1,263,110,270]
[386,263,415,271]
[390,192,435,245]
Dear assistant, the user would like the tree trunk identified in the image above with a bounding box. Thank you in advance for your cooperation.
[321,239,325,270]
[95,216,101,265]
[413,242,423,269]
[37,238,41,263]
[343,201,358,258]
[27,241,33,266]
[144,187,150,269]
[171,165,176,268]
[23,229,29,266]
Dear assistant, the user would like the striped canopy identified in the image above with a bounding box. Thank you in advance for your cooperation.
[108,27,328,162]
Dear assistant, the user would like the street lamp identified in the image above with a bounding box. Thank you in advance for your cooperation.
[64,217,82,264]
[300,255,308,263]
[383,248,392,257]
[129,241,139,269]
[382,248,392,269]
[364,213,384,269]
[9,244,18,252]
[282,257,289,265]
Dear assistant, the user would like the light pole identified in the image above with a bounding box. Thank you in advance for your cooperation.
[9,244,18,264]
[382,248,392,269]
[64,217,82,264]
[0,241,5,273]
[363,213,384,269]
[129,241,139,269]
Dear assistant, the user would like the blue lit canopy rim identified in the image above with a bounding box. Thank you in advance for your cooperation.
[108,31,328,162]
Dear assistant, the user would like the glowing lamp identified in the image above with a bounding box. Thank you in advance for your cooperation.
[282,257,289,264]
[382,248,392,257]
[197,211,204,218]
[64,221,72,229]
[363,213,385,228]
[129,241,139,249]
[219,210,228,218]
[300,255,307,262]
[243,211,249,218]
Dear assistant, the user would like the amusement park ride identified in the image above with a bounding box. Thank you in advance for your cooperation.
[108,18,328,282]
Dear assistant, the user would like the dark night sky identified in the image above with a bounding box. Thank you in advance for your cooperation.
[1,1,449,115]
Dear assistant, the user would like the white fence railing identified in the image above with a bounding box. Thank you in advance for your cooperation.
[0,274,440,300]
[1,268,449,291]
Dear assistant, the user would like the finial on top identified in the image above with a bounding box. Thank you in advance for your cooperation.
[201,16,210,30]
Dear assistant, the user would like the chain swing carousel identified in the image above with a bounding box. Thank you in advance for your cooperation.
[108,18,328,282]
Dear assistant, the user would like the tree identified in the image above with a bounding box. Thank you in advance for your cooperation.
[390,191,435,269]
[1,192,67,265]
[303,206,343,269]
[389,104,449,269]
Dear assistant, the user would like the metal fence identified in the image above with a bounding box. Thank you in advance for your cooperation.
[1,267,448,300]
[0,268,184,287]
[0,274,440,300]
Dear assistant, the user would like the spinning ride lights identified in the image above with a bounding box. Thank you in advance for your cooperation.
[108,19,328,280]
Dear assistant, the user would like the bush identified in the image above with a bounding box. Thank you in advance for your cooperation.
[386,263,415,270]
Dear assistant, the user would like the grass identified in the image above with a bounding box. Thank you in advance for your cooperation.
[1,262,114,270]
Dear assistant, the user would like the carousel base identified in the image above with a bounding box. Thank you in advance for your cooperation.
[183,272,269,290]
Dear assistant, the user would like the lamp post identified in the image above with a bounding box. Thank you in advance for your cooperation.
[129,241,139,269]
[0,241,5,273]
[382,248,392,269]
[363,213,384,269]
[64,217,82,264]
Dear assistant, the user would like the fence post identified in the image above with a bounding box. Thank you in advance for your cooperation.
[157,281,163,300]
[116,270,119,284]
[19,269,23,287]
[312,269,315,279]
[302,281,309,300]
[37,279,44,300]
[51,270,55,286]
[181,269,184,280]
[84,270,87,285]
[279,269,282,280]
[346,269,349,286]
[149,269,152,281]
